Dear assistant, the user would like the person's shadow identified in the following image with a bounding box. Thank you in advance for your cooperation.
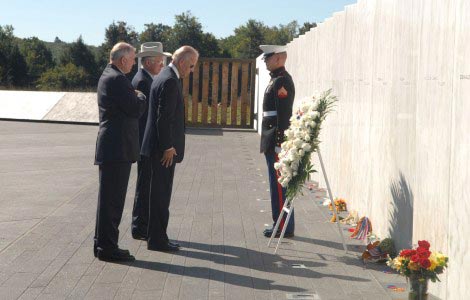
[120,239,370,292]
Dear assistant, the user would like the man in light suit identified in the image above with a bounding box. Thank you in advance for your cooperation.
[141,45,199,251]
[131,42,171,241]
[94,42,146,262]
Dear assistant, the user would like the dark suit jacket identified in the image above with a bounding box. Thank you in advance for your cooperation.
[94,64,147,165]
[141,66,185,163]
[132,68,153,146]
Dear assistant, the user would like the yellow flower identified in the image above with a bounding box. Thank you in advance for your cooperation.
[428,253,438,271]
[408,261,420,271]
[435,252,447,266]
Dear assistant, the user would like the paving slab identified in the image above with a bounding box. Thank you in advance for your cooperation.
[0,121,409,300]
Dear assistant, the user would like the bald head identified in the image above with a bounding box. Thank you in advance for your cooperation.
[109,42,136,74]
[172,46,199,65]
[110,42,136,62]
[172,46,199,79]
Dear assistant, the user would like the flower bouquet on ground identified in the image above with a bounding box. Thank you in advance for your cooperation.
[329,198,347,212]
[387,240,449,300]
[274,89,337,203]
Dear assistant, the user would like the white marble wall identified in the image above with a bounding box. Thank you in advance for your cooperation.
[0,91,98,123]
[257,0,469,298]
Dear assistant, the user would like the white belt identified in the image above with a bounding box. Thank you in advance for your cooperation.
[263,111,277,117]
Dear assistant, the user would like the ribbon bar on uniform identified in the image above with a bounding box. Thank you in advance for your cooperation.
[263,111,277,117]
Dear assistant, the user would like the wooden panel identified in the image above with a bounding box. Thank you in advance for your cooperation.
[201,62,210,124]
[230,62,239,125]
[191,63,200,123]
[220,63,229,125]
[183,76,190,123]
[240,63,249,126]
[249,62,256,126]
[198,57,255,64]
[211,62,219,124]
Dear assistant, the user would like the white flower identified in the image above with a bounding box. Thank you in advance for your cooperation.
[309,111,320,119]
[293,138,303,148]
[304,134,310,142]
[274,162,281,170]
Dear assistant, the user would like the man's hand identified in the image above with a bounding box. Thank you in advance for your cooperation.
[161,147,177,168]
[135,90,146,100]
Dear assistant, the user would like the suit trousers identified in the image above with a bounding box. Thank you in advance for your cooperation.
[265,151,295,233]
[147,151,176,248]
[132,155,151,235]
[94,162,132,254]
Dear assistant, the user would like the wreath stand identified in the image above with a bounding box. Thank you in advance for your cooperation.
[267,148,349,254]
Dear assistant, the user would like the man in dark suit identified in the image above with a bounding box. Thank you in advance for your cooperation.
[259,45,296,238]
[131,42,171,241]
[141,45,199,251]
[94,42,147,262]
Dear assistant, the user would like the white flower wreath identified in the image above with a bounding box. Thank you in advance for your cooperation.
[274,89,337,202]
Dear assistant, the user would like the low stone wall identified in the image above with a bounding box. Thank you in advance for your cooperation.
[0,91,97,123]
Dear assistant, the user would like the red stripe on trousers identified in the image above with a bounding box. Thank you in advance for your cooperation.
[274,153,285,230]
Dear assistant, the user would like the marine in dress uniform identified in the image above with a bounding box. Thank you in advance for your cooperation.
[259,45,295,238]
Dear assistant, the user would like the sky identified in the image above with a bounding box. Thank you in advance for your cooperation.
[0,0,357,46]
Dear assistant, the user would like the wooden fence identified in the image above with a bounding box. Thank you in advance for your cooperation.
[181,58,256,128]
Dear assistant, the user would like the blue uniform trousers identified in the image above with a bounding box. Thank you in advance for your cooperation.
[265,151,295,233]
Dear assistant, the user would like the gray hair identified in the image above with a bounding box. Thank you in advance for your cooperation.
[109,42,136,62]
[172,46,199,64]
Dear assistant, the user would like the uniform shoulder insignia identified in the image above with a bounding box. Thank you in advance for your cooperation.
[277,86,288,99]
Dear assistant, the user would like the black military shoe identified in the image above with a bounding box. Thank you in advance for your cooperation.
[263,228,294,238]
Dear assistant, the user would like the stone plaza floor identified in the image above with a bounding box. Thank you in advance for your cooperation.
[0,121,410,300]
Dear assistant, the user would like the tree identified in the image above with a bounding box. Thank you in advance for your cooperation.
[168,11,220,57]
[139,23,172,46]
[37,63,90,91]
[265,21,299,45]
[298,22,317,36]
[0,25,28,87]
[103,21,139,52]
[20,37,55,84]
[98,21,139,71]
[220,19,267,59]
[60,36,99,82]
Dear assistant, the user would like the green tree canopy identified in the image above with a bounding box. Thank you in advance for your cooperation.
[220,19,267,59]
[37,63,90,91]
[20,37,55,84]
[168,11,220,57]
[139,23,172,46]
[60,35,99,82]
[103,21,139,52]
[299,22,317,35]
[0,25,28,87]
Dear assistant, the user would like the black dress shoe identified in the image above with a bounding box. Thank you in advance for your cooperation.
[148,242,180,252]
[263,228,294,238]
[97,248,135,262]
[94,247,129,257]
[132,232,148,241]
[168,241,180,247]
